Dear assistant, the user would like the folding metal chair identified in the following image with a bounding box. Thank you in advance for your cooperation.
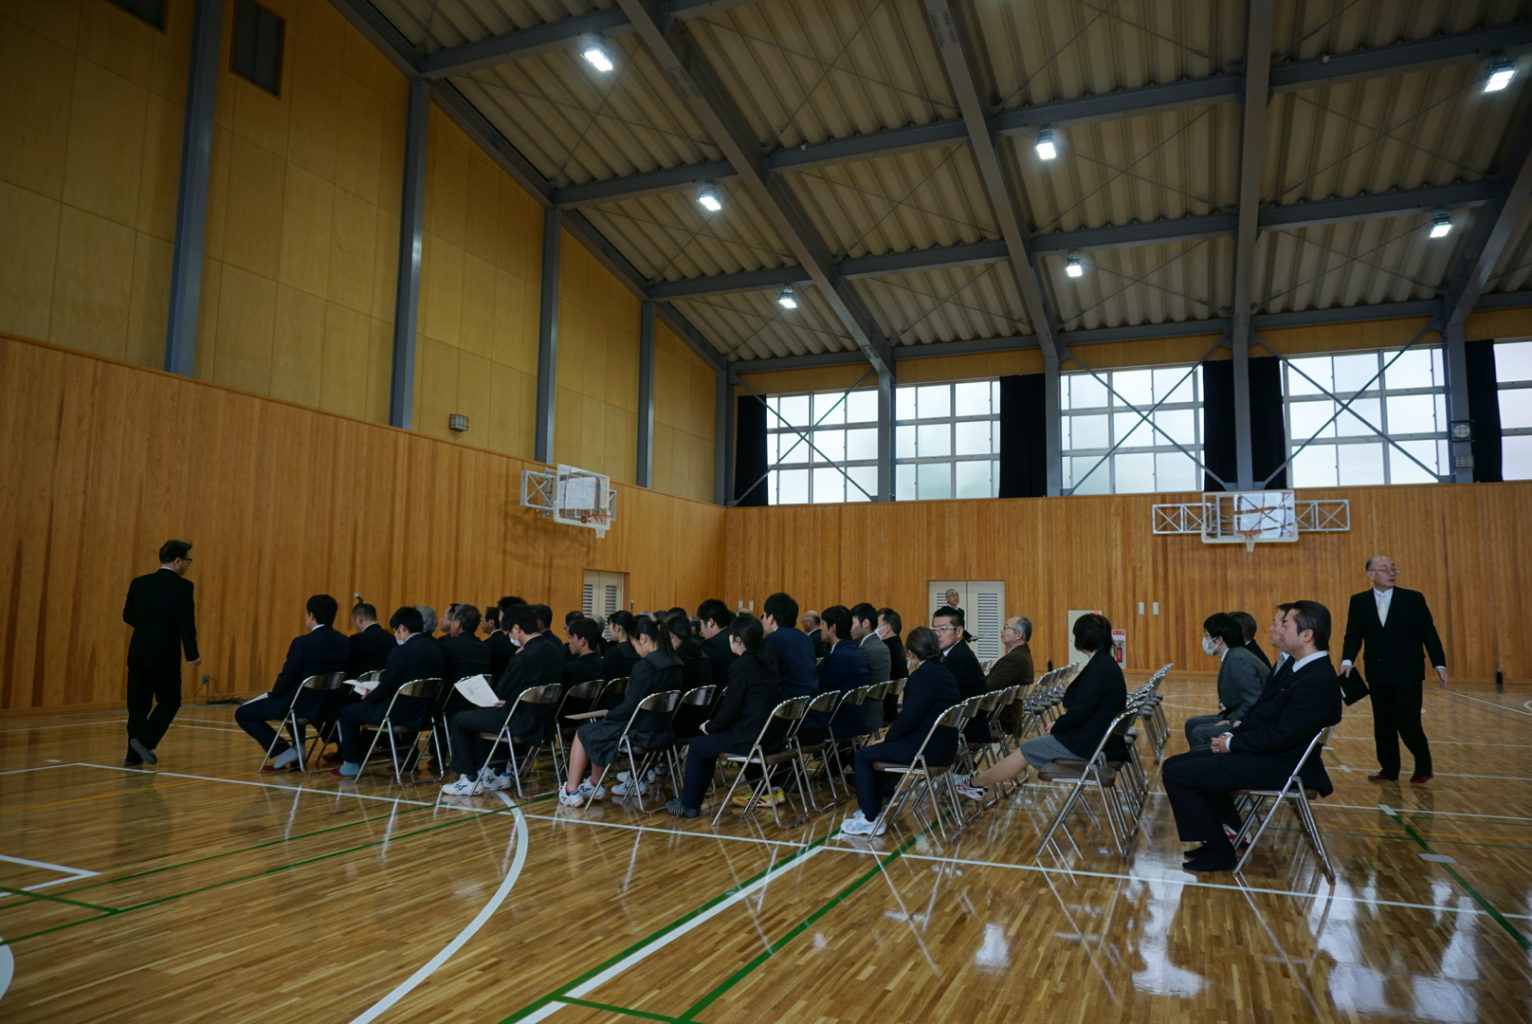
[476,682,565,797]
[711,695,809,826]
[666,684,720,792]
[551,678,605,781]
[872,697,976,840]
[1233,727,1337,880]
[1033,707,1140,862]
[257,671,347,772]
[357,677,444,783]
[614,689,684,811]
[796,689,845,810]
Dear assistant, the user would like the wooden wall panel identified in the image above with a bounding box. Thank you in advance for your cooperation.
[0,335,724,713]
[722,484,1532,686]
[652,321,715,503]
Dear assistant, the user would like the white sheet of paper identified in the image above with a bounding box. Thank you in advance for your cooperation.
[454,674,498,707]
[348,678,378,696]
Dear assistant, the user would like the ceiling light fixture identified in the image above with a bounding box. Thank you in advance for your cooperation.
[1429,210,1453,239]
[1484,55,1516,93]
[1035,126,1058,161]
[696,185,722,212]
[777,286,798,309]
[581,39,615,73]
[1064,254,1085,278]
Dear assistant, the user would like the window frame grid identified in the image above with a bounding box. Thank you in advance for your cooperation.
[892,380,1001,502]
[1495,339,1532,480]
[1059,365,1205,495]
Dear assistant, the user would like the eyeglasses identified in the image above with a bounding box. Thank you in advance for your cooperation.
[1368,566,1401,574]
[932,624,958,633]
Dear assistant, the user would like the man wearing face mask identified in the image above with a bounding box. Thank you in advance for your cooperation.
[1183,612,1266,749]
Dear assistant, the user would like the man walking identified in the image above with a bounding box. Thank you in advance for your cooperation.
[122,540,200,767]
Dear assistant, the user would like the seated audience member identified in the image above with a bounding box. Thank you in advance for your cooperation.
[851,602,890,731]
[801,605,869,745]
[531,603,554,636]
[563,617,604,688]
[348,600,394,677]
[935,588,973,642]
[667,614,781,817]
[933,606,987,742]
[560,615,683,806]
[838,627,960,836]
[439,605,564,794]
[802,610,829,659]
[878,608,906,723]
[1161,600,1343,872]
[235,594,350,770]
[669,613,713,692]
[442,604,492,684]
[417,605,439,640]
[764,591,817,699]
[482,606,512,678]
[1184,612,1266,748]
[602,610,641,681]
[954,614,1126,800]
[988,615,1036,734]
[1257,604,1296,700]
[697,599,738,687]
[331,607,445,777]
[562,609,583,656]
[1230,609,1272,669]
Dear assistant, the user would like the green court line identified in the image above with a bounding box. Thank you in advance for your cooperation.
[0,884,115,913]
[677,830,926,1021]
[0,796,547,948]
[1386,807,1531,951]
[497,831,832,1023]
[557,996,689,1022]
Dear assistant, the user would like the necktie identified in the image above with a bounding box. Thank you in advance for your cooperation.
[1376,591,1388,626]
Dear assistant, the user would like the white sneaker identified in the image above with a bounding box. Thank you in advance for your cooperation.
[558,784,586,807]
[480,767,513,792]
[616,767,658,784]
[440,774,480,797]
[838,810,887,837]
[579,780,606,802]
[948,772,971,788]
[611,778,648,797]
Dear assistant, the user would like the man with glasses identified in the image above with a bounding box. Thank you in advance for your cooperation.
[933,608,987,742]
[1340,554,1448,784]
[122,539,201,767]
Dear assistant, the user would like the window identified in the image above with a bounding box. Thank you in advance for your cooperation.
[764,388,880,504]
[894,380,1000,501]
[1282,347,1449,487]
[108,0,166,29]
[1498,339,1532,480]
[1059,365,1203,494]
[232,0,285,96]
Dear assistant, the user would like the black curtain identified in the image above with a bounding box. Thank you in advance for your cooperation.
[998,373,1047,498]
[1465,339,1503,482]
[733,394,769,506]
[1201,357,1287,490]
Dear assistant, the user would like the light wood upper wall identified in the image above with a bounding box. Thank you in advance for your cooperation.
[653,321,716,503]
[0,0,192,364]
[0,333,725,713]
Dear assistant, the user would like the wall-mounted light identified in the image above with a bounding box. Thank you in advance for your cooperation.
[777,286,798,309]
[1429,209,1453,239]
[449,413,469,432]
[581,39,615,73]
[1484,55,1516,93]
[696,185,722,212]
[1034,126,1058,161]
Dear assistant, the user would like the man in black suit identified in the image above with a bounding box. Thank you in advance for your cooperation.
[1161,599,1344,872]
[934,607,987,742]
[802,610,829,660]
[563,617,604,688]
[481,606,512,678]
[234,594,350,769]
[347,601,394,677]
[122,539,200,767]
[1341,554,1448,783]
[697,599,737,688]
[440,604,566,795]
[331,607,445,777]
[1228,610,1272,669]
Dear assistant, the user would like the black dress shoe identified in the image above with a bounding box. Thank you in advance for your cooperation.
[129,738,158,765]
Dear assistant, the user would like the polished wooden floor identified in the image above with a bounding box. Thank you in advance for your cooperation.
[3,677,1531,1023]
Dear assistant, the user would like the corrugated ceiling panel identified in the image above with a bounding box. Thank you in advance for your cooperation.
[1012,103,1240,236]
[1049,237,1231,331]
[1487,208,1532,298]
[1266,65,1513,206]
[576,184,792,280]
[687,0,956,148]
[854,265,1029,346]
[785,144,996,258]
[448,39,719,186]
[1273,0,1528,61]
[372,0,609,53]
[1255,214,1456,314]
[671,288,853,361]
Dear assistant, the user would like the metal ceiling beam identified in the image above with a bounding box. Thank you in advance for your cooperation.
[557,23,1532,207]
[420,0,765,79]
[1228,0,1274,490]
[615,0,891,377]
[652,182,1498,298]
[557,159,735,206]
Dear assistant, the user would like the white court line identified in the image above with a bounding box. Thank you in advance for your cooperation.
[833,847,1532,922]
[0,854,98,879]
[1332,765,1532,783]
[515,845,829,1024]
[1441,691,1532,719]
[1320,801,1532,824]
[520,813,808,849]
[347,807,530,1024]
[0,763,80,777]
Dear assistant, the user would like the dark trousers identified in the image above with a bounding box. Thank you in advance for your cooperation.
[448,707,515,776]
[853,739,919,818]
[235,695,304,756]
[126,664,181,752]
[1370,679,1431,775]
[1162,748,1295,842]
[680,734,728,808]
[337,699,427,763]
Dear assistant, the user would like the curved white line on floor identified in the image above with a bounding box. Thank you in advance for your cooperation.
[346,806,529,1024]
[0,940,13,1002]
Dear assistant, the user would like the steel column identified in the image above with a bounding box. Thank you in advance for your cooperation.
[1044,350,1062,496]
[163,0,224,377]
[1229,0,1273,489]
[535,208,562,463]
[388,78,429,429]
[715,366,731,505]
[877,367,895,501]
[637,301,656,487]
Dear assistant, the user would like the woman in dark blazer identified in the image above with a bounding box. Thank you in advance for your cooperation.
[561,616,682,807]
[839,626,961,836]
[667,614,781,817]
[601,610,641,682]
[668,614,715,693]
[954,613,1126,802]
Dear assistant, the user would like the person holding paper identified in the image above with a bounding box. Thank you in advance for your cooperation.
[330,607,445,777]
[235,594,350,770]
[439,604,564,795]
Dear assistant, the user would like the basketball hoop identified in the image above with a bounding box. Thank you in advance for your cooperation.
[581,511,613,538]
[1238,528,1262,553]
